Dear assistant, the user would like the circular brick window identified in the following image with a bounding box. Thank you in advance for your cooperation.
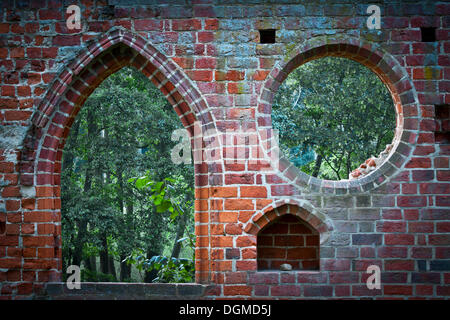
[272,56,396,181]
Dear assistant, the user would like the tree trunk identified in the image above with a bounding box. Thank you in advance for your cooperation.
[84,255,92,271]
[116,165,124,214]
[71,223,85,268]
[62,118,80,173]
[62,242,73,275]
[120,200,133,281]
[108,256,117,280]
[144,249,159,283]
[346,152,352,178]
[99,234,109,274]
[170,211,187,260]
[120,254,131,281]
[89,255,97,272]
[312,154,323,177]
[72,107,95,268]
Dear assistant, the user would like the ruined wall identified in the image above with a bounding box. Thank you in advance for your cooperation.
[0,0,449,299]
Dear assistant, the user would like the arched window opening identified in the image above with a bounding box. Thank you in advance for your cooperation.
[61,66,195,283]
[257,214,320,271]
[272,56,396,181]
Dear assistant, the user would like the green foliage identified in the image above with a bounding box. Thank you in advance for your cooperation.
[150,256,194,283]
[81,269,117,282]
[123,232,195,283]
[61,66,195,282]
[124,173,196,283]
[129,172,191,221]
[273,57,396,180]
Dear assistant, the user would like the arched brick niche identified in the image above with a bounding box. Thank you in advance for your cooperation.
[245,201,333,239]
[257,214,320,271]
[245,201,333,272]
[18,27,216,284]
[257,36,419,194]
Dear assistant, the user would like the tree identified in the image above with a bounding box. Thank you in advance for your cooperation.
[272,57,396,180]
[61,66,195,282]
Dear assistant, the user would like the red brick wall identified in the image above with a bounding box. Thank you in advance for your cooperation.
[0,0,449,299]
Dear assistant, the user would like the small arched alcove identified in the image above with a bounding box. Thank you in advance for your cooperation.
[244,202,330,272]
[257,214,320,271]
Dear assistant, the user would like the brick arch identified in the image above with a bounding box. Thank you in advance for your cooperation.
[20,27,217,184]
[32,27,213,131]
[244,199,333,245]
[18,27,216,281]
[257,35,419,194]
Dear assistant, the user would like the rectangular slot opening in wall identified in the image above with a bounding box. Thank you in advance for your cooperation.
[259,29,276,44]
[0,221,5,235]
[421,27,436,42]
[435,104,449,144]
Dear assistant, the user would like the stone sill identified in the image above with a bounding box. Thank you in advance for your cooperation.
[257,270,321,273]
[36,282,211,300]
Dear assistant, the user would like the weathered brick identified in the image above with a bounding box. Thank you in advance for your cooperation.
[352,234,382,245]
[0,0,448,301]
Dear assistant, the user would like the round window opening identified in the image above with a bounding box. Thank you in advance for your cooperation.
[272,57,397,181]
